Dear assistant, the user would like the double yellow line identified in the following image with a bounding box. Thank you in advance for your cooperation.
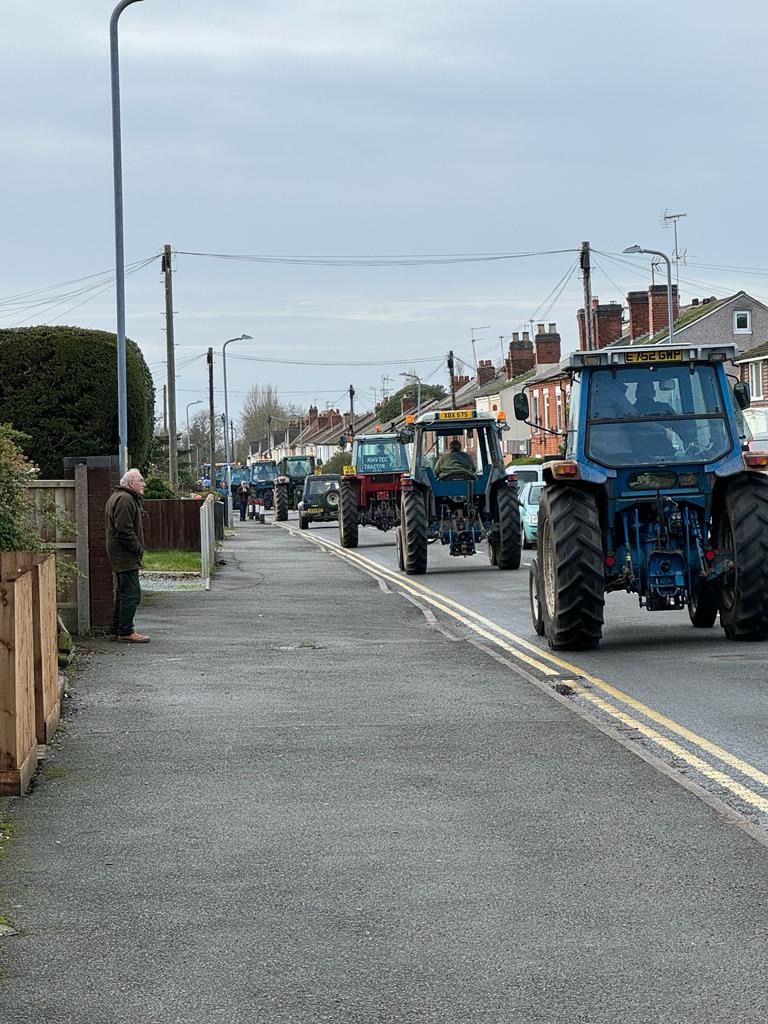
[284,523,768,819]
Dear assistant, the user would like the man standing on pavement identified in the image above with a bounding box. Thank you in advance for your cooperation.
[105,468,150,644]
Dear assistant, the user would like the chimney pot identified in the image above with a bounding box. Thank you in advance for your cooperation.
[512,332,519,342]
[537,323,545,334]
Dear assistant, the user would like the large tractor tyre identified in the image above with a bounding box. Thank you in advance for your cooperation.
[529,556,545,636]
[339,481,359,549]
[274,484,289,522]
[539,484,605,650]
[402,491,428,575]
[494,484,522,571]
[688,583,718,628]
[717,474,768,640]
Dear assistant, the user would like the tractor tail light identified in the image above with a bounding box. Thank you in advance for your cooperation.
[506,473,517,486]
[401,475,414,492]
[605,555,616,567]
[744,452,768,469]
[705,549,716,562]
[551,461,580,479]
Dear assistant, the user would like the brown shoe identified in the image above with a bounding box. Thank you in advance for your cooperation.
[117,632,151,644]
[109,634,119,642]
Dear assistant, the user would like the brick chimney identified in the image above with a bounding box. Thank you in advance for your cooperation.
[454,374,470,388]
[627,290,650,340]
[505,331,536,379]
[534,322,561,365]
[401,393,417,415]
[476,359,495,386]
[308,405,319,425]
[648,284,680,337]
[594,302,623,349]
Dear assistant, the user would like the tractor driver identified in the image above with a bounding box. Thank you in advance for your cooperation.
[627,377,677,419]
[434,437,477,480]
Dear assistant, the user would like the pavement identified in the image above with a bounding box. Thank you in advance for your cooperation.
[2,519,768,1023]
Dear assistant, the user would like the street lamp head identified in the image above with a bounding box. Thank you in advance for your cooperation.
[240,334,253,341]
[623,245,643,254]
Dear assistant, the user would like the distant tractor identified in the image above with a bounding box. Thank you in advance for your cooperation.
[338,433,411,548]
[248,460,278,514]
[396,410,521,573]
[273,455,316,522]
[514,343,768,650]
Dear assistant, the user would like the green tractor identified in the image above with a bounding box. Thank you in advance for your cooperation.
[396,410,521,573]
[273,455,316,521]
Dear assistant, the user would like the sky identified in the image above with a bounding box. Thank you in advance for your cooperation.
[2,0,768,427]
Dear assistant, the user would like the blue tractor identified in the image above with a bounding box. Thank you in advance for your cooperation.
[515,343,768,650]
[396,410,521,573]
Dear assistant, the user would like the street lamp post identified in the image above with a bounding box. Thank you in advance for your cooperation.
[110,0,144,475]
[623,245,675,345]
[185,399,203,473]
[400,372,422,418]
[222,334,253,523]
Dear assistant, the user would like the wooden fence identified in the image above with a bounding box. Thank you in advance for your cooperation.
[27,480,78,628]
[143,498,202,551]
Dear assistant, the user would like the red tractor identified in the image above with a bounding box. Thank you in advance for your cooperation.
[338,433,411,548]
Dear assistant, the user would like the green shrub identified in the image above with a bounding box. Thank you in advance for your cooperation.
[143,476,175,499]
[321,450,353,475]
[0,424,41,551]
[0,325,154,478]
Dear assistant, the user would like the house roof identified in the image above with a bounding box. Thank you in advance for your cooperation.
[627,290,768,346]
[735,340,768,362]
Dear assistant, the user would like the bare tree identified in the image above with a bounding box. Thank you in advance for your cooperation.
[240,384,300,453]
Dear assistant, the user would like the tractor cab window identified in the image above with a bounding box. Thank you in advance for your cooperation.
[354,440,409,473]
[428,428,490,477]
[586,365,732,467]
[285,458,312,477]
[306,478,339,497]
[251,463,278,483]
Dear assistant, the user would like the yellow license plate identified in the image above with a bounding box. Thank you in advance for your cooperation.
[343,465,356,475]
[308,507,323,513]
[625,349,683,364]
[437,409,473,419]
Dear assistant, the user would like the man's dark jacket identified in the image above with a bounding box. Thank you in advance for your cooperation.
[105,486,145,572]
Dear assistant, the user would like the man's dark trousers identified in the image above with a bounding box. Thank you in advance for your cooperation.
[111,569,141,637]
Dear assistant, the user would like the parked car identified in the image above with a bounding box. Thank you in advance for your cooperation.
[519,481,544,548]
[507,463,544,487]
[298,474,341,529]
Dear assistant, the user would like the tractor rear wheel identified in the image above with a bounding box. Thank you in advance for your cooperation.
[274,483,289,522]
[717,474,768,640]
[402,491,428,574]
[494,484,522,570]
[688,583,718,628]
[539,484,604,650]
[339,481,359,548]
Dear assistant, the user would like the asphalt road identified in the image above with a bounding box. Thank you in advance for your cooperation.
[3,521,768,1022]
[284,511,768,830]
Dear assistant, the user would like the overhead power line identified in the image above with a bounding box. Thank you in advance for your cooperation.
[173,248,578,268]
[227,353,443,367]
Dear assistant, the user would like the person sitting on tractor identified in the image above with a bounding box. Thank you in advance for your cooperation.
[627,378,677,419]
[434,438,477,480]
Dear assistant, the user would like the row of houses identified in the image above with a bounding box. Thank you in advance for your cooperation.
[248,283,768,466]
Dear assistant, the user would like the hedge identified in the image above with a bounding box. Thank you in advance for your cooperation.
[0,325,155,478]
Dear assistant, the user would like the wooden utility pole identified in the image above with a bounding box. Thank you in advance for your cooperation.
[207,347,215,485]
[162,244,178,488]
[580,241,595,351]
[349,384,355,435]
[447,351,457,408]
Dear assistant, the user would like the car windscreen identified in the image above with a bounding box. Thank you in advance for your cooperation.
[586,365,732,467]
[355,441,409,473]
[514,469,540,483]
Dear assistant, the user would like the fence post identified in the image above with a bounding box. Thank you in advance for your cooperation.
[75,464,91,635]
[0,572,37,795]
[200,495,216,590]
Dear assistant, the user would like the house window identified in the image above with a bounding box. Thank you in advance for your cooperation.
[532,393,540,426]
[543,392,550,429]
[748,361,764,400]
[556,391,564,431]
[734,310,752,334]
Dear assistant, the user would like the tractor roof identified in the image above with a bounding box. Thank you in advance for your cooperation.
[569,343,737,370]
[354,433,402,442]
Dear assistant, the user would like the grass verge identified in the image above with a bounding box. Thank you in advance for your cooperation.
[143,549,201,573]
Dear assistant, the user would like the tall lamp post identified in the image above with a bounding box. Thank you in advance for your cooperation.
[222,334,253,522]
[623,245,675,345]
[110,0,144,475]
[400,371,422,418]
[185,399,203,473]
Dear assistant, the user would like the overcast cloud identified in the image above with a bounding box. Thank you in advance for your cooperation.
[2,0,767,417]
